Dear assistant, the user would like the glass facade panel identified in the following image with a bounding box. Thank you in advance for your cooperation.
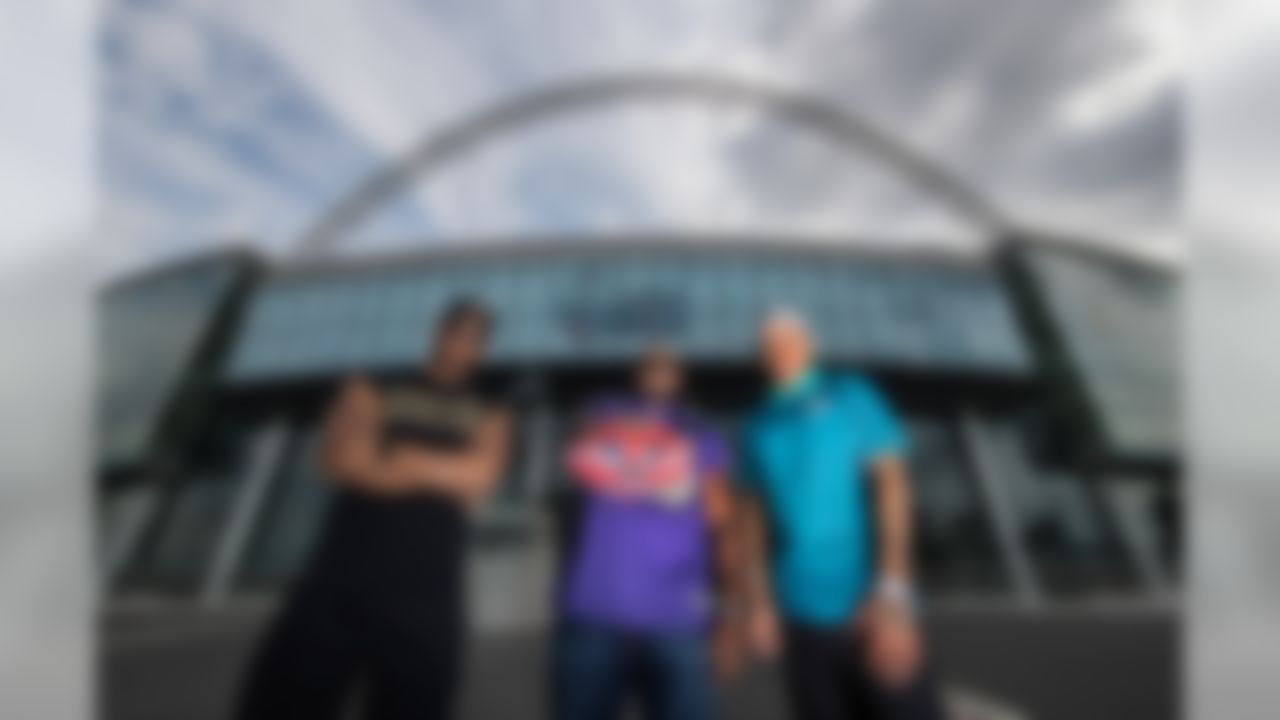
[98,483,162,582]
[227,252,1030,383]
[1022,248,1178,459]
[985,418,1139,594]
[240,431,331,586]
[125,471,244,590]
[114,417,259,590]
[1101,480,1181,584]
[907,417,1007,595]
[101,247,1180,611]
[100,257,244,468]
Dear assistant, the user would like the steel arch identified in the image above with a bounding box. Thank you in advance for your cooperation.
[295,71,1009,256]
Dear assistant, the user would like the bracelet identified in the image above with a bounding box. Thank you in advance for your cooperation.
[875,578,919,614]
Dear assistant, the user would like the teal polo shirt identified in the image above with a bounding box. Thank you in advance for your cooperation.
[737,370,907,626]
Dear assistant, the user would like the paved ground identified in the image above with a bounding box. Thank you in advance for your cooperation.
[102,600,1177,720]
[103,604,793,720]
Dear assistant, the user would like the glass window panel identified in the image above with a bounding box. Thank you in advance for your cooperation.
[123,472,244,590]
[100,257,245,467]
[98,483,161,582]
[239,431,331,587]
[907,417,1008,595]
[1024,249,1177,457]
[986,418,1140,595]
[1101,480,1181,586]
[225,253,1031,381]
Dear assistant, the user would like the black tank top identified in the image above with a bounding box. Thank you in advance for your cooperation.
[316,375,496,608]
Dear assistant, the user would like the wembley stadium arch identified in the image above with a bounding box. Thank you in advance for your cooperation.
[294,71,1012,256]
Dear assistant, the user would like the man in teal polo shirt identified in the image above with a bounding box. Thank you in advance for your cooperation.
[735,308,943,720]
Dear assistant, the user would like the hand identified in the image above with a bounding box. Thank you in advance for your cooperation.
[359,470,415,496]
[711,620,745,682]
[334,455,414,497]
[854,599,922,689]
[337,471,406,496]
[747,604,782,660]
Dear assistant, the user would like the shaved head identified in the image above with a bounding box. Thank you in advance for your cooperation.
[759,306,814,385]
[762,307,811,338]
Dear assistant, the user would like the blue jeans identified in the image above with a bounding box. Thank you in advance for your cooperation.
[553,620,714,720]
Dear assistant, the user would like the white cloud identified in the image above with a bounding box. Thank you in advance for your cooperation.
[101,0,1182,268]
[1060,0,1178,133]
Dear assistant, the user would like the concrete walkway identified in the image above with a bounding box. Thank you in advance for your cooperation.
[102,602,1027,720]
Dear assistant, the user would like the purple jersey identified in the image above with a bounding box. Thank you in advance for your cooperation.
[560,396,729,631]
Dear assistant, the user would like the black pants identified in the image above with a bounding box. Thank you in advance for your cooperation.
[782,624,945,720]
[236,573,463,720]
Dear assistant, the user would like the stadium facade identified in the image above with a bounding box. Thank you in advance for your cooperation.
[98,72,1181,718]
[98,235,1179,607]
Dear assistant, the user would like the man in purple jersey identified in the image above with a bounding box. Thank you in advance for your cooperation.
[553,344,741,720]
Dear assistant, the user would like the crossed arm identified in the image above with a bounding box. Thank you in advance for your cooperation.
[319,377,513,508]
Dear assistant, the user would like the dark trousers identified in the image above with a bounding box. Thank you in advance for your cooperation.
[553,620,714,720]
[782,624,945,720]
[236,574,463,720]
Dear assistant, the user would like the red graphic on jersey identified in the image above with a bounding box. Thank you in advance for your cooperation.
[566,417,696,502]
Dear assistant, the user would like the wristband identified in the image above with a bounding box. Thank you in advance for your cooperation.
[875,578,919,615]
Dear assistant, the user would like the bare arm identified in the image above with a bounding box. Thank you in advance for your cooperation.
[734,490,783,659]
[318,377,383,485]
[381,409,514,508]
[703,476,740,602]
[736,492,774,614]
[318,378,513,507]
[869,455,914,588]
[704,475,748,678]
[861,454,924,688]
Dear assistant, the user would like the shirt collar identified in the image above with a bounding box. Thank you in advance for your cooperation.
[771,367,821,404]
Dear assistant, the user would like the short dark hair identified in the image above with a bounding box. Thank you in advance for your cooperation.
[435,296,494,338]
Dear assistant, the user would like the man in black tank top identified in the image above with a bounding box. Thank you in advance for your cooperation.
[238,299,512,720]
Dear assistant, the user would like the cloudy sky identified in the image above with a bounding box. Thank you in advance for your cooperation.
[100,0,1179,270]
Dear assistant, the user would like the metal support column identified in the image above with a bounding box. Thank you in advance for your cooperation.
[100,482,162,589]
[521,403,556,499]
[957,408,1042,607]
[1093,475,1170,595]
[201,420,291,607]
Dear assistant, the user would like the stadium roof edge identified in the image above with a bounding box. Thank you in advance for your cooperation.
[99,245,265,298]
[1003,227,1182,276]
[272,232,995,283]
[99,230,1180,293]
